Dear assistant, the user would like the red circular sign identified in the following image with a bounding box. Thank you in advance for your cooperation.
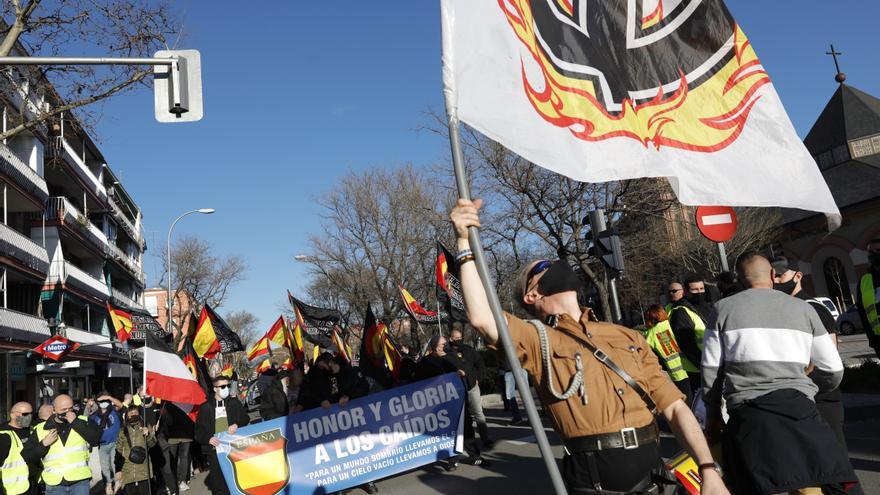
[695,206,737,243]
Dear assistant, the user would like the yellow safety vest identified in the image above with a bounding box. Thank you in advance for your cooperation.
[670,305,706,373]
[34,417,92,486]
[861,273,880,336]
[0,431,29,495]
[644,321,689,382]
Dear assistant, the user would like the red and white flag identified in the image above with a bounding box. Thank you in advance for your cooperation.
[441,0,840,227]
[145,329,206,406]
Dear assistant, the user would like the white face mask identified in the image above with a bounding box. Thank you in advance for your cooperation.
[218,388,230,400]
[99,402,110,410]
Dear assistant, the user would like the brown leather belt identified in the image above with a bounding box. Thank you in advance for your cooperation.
[564,422,659,453]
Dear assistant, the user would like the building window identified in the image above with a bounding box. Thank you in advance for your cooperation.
[823,257,853,311]
[145,295,158,317]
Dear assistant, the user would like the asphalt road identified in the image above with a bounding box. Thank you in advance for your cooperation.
[187,396,880,495]
[185,337,880,494]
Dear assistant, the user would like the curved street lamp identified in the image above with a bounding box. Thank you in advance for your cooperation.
[167,208,215,335]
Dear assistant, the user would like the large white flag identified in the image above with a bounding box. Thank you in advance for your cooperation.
[441,0,840,226]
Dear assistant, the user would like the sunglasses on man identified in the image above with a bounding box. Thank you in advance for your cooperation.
[215,384,229,390]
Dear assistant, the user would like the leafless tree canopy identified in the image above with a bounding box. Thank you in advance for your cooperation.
[0,0,179,140]
[160,234,247,320]
[298,164,451,327]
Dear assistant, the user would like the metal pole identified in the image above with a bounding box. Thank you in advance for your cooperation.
[717,242,729,272]
[167,209,214,337]
[0,56,176,66]
[128,350,135,396]
[589,210,622,323]
[444,105,568,495]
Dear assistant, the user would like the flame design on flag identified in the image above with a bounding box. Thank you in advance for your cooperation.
[107,303,133,342]
[498,0,771,152]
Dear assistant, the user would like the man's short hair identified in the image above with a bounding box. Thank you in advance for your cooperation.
[683,273,704,287]
[735,250,769,278]
[212,376,229,385]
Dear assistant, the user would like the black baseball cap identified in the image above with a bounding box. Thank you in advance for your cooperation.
[770,256,798,274]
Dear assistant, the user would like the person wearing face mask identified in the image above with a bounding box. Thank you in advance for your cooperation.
[22,394,101,495]
[668,274,709,394]
[114,407,156,495]
[451,199,727,494]
[857,238,880,360]
[0,402,37,495]
[89,392,121,495]
[259,369,291,421]
[194,376,249,495]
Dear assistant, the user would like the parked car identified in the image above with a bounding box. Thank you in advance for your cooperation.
[813,297,841,321]
[836,305,865,335]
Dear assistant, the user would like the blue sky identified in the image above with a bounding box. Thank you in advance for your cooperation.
[90,2,880,330]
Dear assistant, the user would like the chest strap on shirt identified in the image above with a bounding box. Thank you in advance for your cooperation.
[529,319,587,405]
[530,319,659,415]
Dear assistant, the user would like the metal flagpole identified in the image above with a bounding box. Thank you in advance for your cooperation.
[441,9,567,493]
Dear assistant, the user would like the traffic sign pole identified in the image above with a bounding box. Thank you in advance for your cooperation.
[718,242,729,272]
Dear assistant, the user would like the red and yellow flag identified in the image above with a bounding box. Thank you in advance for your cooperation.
[106,303,133,342]
[287,317,306,365]
[256,359,273,374]
[331,328,350,363]
[266,316,289,347]
[193,306,221,359]
[220,363,234,378]
[247,335,270,362]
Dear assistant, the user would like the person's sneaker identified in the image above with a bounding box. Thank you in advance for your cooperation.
[179,481,191,492]
[468,455,490,467]
[444,460,459,472]
[363,482,379,494]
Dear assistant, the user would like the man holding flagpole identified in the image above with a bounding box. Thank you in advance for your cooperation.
[451,199,726,494]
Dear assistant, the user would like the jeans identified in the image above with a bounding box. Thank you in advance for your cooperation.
[98,442,116,485]
[466,384,491,442]
[170,441,192,482]
[45,479,90,495]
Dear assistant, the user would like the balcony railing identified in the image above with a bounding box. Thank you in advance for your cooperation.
[45,137,107,202]
[0,222,49,273]
[111,287,143,309]
[44,197,145,285]
[107,198,145,249]
[62,261,109,297]
[0,142,48,203]
[0,307,50,339]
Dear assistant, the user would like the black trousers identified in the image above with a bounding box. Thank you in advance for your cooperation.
[123,481,151,495]
[562,442,660,493]
[206,450,231,495]
[168,441,192,483]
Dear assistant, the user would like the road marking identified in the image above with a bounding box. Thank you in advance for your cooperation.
[701,213,733,226]
[506,435,536,446]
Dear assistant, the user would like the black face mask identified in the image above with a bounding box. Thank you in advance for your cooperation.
[870,252,880,269]
[773,279,797,295]
[686,292,707,306]
[537,260,581,297]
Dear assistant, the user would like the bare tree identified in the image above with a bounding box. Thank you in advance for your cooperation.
[0,0,179,140]
[159,234,246,336]
[299,164,449,324]
[224,309,258,377]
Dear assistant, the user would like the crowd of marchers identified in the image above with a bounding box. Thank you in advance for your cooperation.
[450,198,875,495]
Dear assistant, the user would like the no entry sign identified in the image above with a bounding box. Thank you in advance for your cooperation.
[695,206,737,243]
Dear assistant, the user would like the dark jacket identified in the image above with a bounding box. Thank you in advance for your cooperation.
[259,378,289,421]
[158,402,195,442]
[722,389,856,494]
[443,342,484,390]
[416,354,459,381]
[669,299,704,369]
[299,367,369,410]
[194,396,249,448]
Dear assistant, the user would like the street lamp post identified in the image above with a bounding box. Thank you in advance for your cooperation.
[167,208,215,336]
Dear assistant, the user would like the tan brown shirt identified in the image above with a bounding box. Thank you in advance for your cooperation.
[505,311,684,440]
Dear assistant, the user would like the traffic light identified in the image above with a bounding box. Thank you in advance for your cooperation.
[589,230,625,274]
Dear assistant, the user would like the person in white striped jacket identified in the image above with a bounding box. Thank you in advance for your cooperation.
[702,251,856,494]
